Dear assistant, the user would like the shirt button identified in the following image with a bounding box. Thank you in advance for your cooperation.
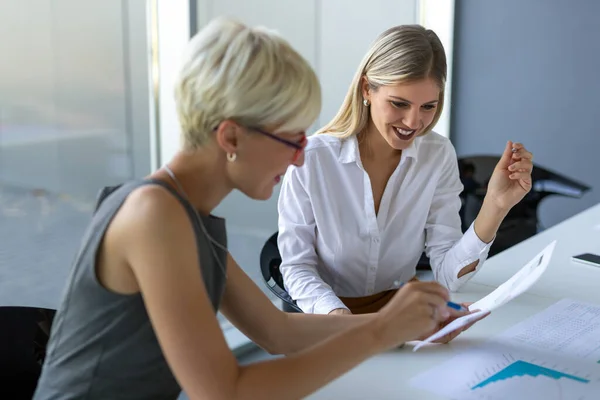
[372,237,380,243]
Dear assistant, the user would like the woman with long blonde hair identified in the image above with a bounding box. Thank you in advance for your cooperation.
[278,25,533,324]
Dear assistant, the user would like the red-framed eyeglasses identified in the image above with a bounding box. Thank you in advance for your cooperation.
[213,123,307,163]
[248,127,307,163]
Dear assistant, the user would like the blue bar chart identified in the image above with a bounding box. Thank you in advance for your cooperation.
[472,360,589,390]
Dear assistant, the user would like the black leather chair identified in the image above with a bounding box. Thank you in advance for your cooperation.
[0,306,56,399]
[458,156,590,256]
[259,232,302,313]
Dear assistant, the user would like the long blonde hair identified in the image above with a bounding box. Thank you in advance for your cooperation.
[317,25,446,139]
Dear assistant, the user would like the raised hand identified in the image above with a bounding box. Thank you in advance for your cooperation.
[486,141,533,211]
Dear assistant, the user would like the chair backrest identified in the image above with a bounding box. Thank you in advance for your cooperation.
[458,155,590,256]
[259,232,302,312]
[0,306,55,397]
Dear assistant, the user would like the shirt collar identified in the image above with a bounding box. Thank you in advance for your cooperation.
[338,134,420,164]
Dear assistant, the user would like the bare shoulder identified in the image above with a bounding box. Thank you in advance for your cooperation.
[122,183,188,225]
[110,183,195,267]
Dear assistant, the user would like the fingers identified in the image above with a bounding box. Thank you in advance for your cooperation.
[510,142,533,161]
[404,281,450,302]
[496,140,514,169]
[508,160,533,173]
[508,172,532,183]
[432,309,491,344]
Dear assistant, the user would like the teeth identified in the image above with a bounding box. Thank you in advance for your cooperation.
[395,127,414,136]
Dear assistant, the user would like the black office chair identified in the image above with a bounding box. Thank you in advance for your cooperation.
[259,232,302,313]
[0,306,56,399]
[458,156,590,256]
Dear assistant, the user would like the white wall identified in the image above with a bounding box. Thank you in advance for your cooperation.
[190,0,420,277]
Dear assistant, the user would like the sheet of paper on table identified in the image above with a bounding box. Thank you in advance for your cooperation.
[413,240,557,351]
[411,298,600,400]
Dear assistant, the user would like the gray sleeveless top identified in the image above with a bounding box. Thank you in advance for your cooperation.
[33,179,228,399]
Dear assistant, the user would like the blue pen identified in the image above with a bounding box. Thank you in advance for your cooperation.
[394,281,467,312]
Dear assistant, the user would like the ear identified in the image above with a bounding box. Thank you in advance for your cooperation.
[214,120,242,155]
[361,76,371,101]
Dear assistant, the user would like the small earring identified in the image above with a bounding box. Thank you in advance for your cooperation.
[227,152,237,162]
[363,99,370,107]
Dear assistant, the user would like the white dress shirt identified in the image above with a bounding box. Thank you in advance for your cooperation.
[277,132,493,314]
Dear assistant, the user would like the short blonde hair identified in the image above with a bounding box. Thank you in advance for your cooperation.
[317,25,446,139]
[175,18,321,149]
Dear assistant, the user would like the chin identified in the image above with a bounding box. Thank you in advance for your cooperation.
[242,185,274,201]
[388,137,415,151]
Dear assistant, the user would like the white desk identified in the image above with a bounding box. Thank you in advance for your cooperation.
[309,203,600,400]
[469,202,600,303]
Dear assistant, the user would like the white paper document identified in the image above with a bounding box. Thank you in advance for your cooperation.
[412,299,600,399]
[413,310,489,351]
[495,298,600,362]
[468,240,556,312]
[413,241,556,351]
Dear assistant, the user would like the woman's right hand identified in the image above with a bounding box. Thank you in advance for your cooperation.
[375,282,451,351]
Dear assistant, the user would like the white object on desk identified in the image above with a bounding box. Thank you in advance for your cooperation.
[495,298,600,362]
[470,203,600,304]
[413,241,556,351]
[412,298,600,400]
[468,240,556,312]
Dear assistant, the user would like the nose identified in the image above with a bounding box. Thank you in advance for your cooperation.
[292,150,305,167]
[402,107,421,130]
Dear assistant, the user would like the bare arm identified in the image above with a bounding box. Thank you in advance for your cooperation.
[220,255,374,355]
[123,186,449,400]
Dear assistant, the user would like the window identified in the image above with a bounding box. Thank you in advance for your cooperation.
[0,1,152,309]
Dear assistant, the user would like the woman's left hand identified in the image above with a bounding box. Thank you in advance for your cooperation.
[417,303,490,344]
[486,141,533,211]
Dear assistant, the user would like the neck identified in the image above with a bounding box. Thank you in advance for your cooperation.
[358,120,402,162]
[151,145,233,215]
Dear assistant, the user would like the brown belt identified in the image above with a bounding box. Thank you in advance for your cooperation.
[339,290,397,314]
[338,276,418,315]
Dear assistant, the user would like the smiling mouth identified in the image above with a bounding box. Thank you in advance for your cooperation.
[393,126,416,141]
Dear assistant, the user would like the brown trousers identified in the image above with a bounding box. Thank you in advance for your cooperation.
[338,277,419,314]
[339,290,397,314]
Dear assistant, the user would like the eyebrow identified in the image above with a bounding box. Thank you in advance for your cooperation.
[389,96,439,105]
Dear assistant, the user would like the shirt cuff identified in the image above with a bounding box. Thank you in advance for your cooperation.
[448,223,494,291]
[300,293,349,315]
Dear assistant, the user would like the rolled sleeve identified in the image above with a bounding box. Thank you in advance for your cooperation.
[301,292,349,315]
[443,223,493,291]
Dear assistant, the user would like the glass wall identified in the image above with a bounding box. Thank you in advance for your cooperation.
[0,0,152,308]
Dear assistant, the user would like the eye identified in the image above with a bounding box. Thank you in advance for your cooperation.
[422,104,437,111]
[391,101,409,109]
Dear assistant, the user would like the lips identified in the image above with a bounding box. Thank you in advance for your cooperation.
[393,126,416,141]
